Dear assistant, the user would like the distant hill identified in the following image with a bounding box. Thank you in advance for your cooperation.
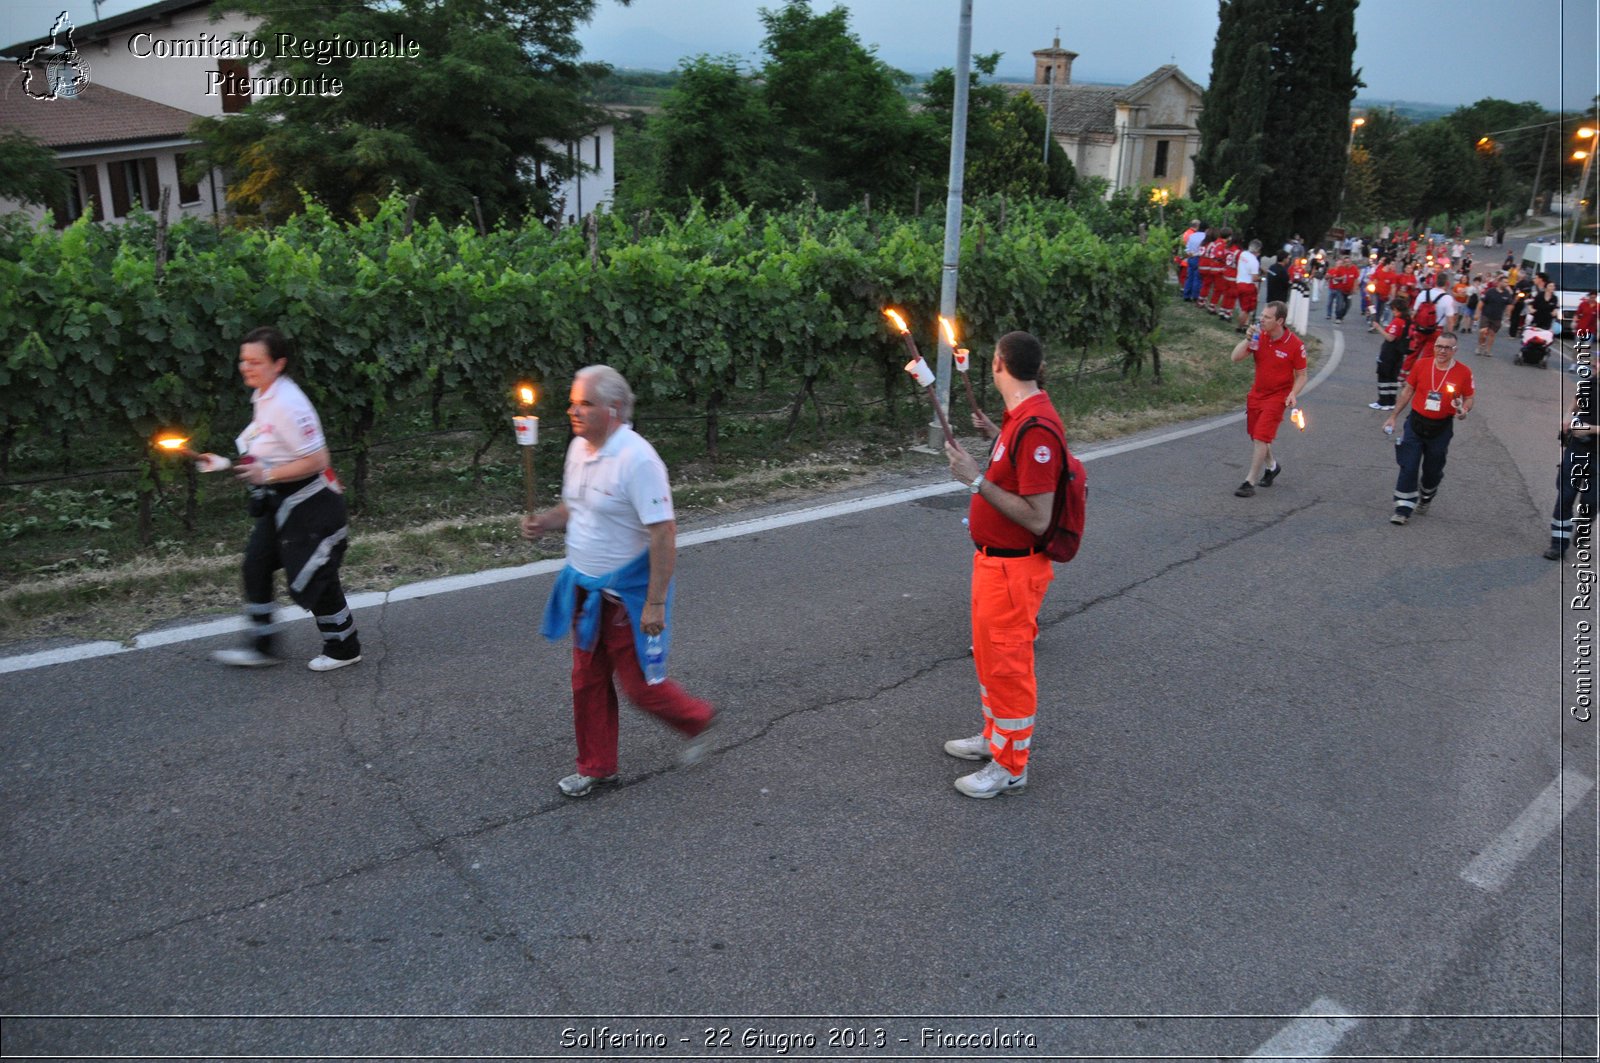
[1352,98,1455,122]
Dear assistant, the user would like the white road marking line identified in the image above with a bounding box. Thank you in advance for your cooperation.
[1461,768,1596,891]
[0,640,125,673]
[0,328,1345,675]
[1247,997,1360,1061]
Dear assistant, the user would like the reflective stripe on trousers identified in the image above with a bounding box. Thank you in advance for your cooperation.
[971,550,1053,776]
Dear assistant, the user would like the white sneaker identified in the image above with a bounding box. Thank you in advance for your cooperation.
[679,720,715,767]
[943,733,992,761]
[211,648,284,668]
[954,760,1027,798]
[559,772,619,798]
[308,654,362,672]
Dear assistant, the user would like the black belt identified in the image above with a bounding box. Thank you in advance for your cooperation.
[974,544,1042,558]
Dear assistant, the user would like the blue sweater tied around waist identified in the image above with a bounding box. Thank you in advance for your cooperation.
[540,550,671,676]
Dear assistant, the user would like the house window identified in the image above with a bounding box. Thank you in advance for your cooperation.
[218,59,250,113]
[54,165,103,227]
[1153,139,1170,178]
[175,153,201,205]
[109,157,160,217]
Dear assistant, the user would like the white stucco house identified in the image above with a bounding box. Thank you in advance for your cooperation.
[1,0,615,226]
[1009,37,1204,199]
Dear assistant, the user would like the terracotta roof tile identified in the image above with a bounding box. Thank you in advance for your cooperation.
[1010,83,1118,135]
[0,71,202,150]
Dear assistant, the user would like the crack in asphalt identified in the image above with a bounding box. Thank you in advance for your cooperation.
[1041,499,1320,630]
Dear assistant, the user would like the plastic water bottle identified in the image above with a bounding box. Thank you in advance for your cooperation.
[644,633,666,685]
[1248,324,1261,352]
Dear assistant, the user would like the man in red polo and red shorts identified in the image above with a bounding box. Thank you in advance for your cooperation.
[1230,300,1307,497]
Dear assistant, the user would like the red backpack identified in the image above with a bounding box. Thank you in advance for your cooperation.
[1413,290,1444,335]
[1009,416,1087,563]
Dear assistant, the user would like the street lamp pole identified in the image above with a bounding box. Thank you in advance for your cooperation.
[1336,115,1364,228]
[1573,126,1597,241]
[932,0,973,450]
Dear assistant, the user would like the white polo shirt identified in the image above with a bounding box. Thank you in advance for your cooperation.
[562,424,675,577]
[236,376,326,466]
[1235,249,1260,286]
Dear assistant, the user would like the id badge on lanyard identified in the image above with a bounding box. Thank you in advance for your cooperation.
[1424,390,1443,413]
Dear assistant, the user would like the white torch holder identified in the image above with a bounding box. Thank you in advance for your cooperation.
[904,356,936,388]
[953,347,970,373]
[513,415,539,447]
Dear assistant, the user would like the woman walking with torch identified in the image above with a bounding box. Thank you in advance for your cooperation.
[200,327,362,670]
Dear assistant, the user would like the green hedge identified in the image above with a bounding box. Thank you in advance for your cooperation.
[1,195,1169,511]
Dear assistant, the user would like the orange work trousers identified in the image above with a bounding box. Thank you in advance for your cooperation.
[970,550,1054,775]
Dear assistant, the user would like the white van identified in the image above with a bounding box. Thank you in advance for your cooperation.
[1519,241,1599,329]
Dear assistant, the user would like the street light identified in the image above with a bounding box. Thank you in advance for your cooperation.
[1574,127,1597,240]
[1337,116,1365,227]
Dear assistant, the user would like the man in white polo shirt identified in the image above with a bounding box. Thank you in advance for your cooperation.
[522,365,715,798]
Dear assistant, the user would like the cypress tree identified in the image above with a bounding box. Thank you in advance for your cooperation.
[1256,0,1361,247]
[1196,0,1360,248]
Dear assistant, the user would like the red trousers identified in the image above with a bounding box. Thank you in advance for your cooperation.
[570,595,714,777]
[970,551,1054,775]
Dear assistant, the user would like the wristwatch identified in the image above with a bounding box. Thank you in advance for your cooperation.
[970,473,984,495]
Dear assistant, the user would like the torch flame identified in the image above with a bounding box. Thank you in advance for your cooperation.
[518,385,535,406]
[938,315,957,347]
[154,434,189,451]
[1290,408,1306,431]
[1446,384,1456,393]
[883,308,909,334]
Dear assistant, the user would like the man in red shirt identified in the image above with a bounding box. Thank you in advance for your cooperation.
[943,331,1065,799]
[1371,257,1398,328]
[1381,332,1475,524]
[1325,253,1360,323]
[1230,300,1307,497]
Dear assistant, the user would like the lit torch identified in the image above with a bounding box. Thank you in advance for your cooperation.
[940,314,982,424]
[513,382,539,515]
[1290,407,1306,432]
[153,432,192,457]
[884,308,956,447]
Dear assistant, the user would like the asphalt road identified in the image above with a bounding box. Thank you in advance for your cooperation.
[2,289,1596,1060]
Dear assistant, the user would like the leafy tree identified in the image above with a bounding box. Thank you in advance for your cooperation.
[757,0,931,209]
[921,54,1075,201]
[191,0,625,224]
[642,55,786,213]
[1351,107,1427,224]
[0,131,69,211]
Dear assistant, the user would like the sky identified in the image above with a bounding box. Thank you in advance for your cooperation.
[2,0,1596,113]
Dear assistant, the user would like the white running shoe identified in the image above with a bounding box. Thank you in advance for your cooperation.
[943,733,992,761]
[211,648,284,668]
[308,654,362,672]
[954,760,1028,799]
[679,720,715,767]
[559,772,619,798]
